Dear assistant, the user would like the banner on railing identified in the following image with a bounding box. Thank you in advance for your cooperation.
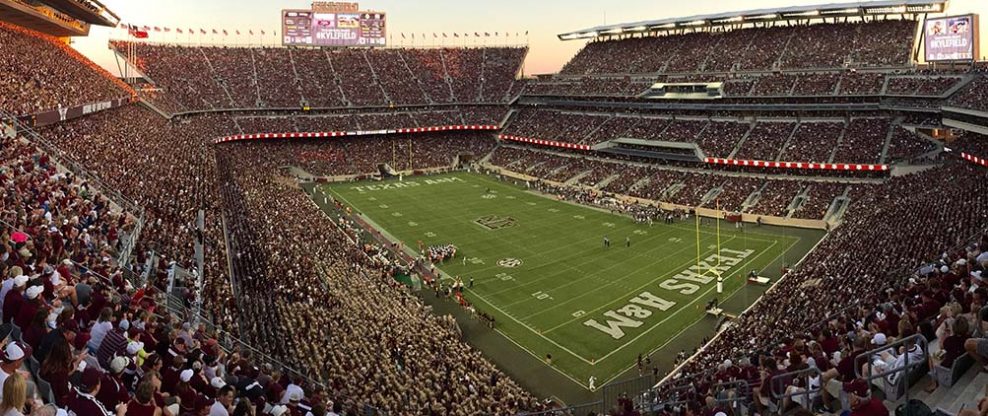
[705,157,889,172]
[213,124,499,144]
[497,134,592,151]
[19,97,133,127]
[961,152,988,168]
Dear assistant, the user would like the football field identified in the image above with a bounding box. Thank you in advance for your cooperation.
[316,171,822,389]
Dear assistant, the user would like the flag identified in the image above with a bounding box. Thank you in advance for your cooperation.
[453,33,459,38]
[495,32,499,36]
[176,28,183,34]
[163,27,170,32]
[484,32,490,37]
[212,29,218,34]
[249,30,254,35]
[261,30,265,35]
[142,25,150,30]
[236,30,240,35]
[401,33,406,39]
[200,28,206,34]
[474,32,480,37]
[222,29,228,35]
[411,33,415,39]
[153,26,160,32]
[442,33,447,38]
[525,30,529,35]
[432,33,437,38]
[189,28,194,34]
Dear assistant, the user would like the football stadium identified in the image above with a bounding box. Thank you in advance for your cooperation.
[1,0,988,415]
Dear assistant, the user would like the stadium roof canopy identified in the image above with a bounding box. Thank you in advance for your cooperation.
[558,0,947,40]
[42,0,119,27]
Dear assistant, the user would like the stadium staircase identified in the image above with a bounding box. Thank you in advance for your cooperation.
[438,50,458,100]
[287,49,307,107]
[197,48,238,108]
[822,187,851,224]
[581,115,614,143]
[564,170,592,186]
[247,49,263,106]
[321,50,351,106]
[784,186,810,218]
[362,50,393,104]
[396,50,433,104]
[878,117,906,164]
[741,183,769,212]
[727,123,757,160]
[594,174,622,190]
[826,124,848,163]
[699,187,725,207]
[628,177,651,194]
[775,122,802,162]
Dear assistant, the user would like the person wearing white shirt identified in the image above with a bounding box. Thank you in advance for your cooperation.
[209,385,235,416]
[87,308,114,352]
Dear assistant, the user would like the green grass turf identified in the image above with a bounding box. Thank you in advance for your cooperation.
[316,171,820,390]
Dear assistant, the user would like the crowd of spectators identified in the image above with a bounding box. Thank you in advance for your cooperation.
[561,20,916,75]
[779,122,844,163]
[731,122,797,161]
[112,41,526,112]
[948,75,988,113]
[38,105,238,333]
[648,159,988,414]
[0,22,134,116]
[488,146,843,220]
[506,109,934,165]
[886,76,963,96]
[1,129,377,416]
[215,142,542,414]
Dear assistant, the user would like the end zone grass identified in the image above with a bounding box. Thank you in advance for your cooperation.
[316,172,823,389]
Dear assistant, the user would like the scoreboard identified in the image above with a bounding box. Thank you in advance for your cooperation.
[282,3,386,47]
[924,14,979,62]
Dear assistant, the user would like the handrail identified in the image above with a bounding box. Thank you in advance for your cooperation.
[854,333,928,383]
[769,366,823,407]
[0,110,146,270]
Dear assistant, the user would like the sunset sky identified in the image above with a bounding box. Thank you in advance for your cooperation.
[72,0,988,76]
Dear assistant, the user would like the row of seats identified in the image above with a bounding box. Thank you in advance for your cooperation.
[561,20,916,75]
[0,21,134,116]
[504,109,936,164]
[114,41,527,112]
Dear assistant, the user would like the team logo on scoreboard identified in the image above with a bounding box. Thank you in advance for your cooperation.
[475,215,517,230]
[497,258,523,268]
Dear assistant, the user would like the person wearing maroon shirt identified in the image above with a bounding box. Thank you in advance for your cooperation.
[125,377,161,416]
[845,379,888,416]
[98,357,132,410]
[821,336,867,406]
[66,367,128,416]
[14,285,44,329]
[1,277,26,324]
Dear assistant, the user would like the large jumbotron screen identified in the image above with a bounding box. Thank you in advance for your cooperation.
[282,9,386,47]
[924,14,979,62]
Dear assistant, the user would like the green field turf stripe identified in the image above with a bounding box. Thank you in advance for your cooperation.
[461,283,598,364]
[594,240,779,364]
[533,235,739,328]
[482,225,680,299]
[498,231,711,311]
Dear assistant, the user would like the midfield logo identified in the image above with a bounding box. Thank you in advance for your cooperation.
[475,215,517,230]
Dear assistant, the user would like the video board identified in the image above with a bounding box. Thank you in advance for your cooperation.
[924,14,979,62]
[282,8,386,47]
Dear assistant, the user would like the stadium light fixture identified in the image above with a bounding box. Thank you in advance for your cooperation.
[630,26,648,32]
[685,20,707,26]
[751,14,777,20]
